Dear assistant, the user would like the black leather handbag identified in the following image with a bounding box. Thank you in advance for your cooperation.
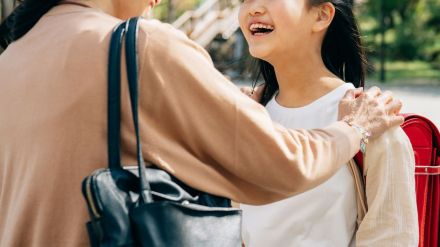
[82,18,242,247]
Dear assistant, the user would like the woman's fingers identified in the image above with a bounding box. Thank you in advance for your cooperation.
[385,98,403,115]
[342,89,355,100]
[341,88,363,101]
[388,115,405,127]
[379,90,394,104]
[352,88,364,97]
[365,86,382,98]
[338,86,404,139]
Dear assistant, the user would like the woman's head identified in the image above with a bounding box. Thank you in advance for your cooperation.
[238,0,366,104]
[0,0,162,49]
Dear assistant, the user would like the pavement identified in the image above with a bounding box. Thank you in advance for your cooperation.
[377,84,440,127]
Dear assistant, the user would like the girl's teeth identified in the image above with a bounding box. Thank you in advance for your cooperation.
[250,23,274,31]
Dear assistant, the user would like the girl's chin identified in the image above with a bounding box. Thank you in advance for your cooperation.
[249,49,273,62]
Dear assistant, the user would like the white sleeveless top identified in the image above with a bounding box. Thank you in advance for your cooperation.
[241,83,357,247]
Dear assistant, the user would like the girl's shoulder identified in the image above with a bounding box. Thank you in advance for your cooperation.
[374,126,411,147]
[365,126,414,171]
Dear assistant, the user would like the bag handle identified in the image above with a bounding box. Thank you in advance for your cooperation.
[348,159,368,227]
[124,18,154,203]
[107,21,126,170]
[107,17,153,203]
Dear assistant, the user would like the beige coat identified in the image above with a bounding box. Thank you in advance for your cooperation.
[356,128,419,246]
[0,5,361,246]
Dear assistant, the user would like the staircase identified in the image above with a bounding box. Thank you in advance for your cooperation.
[172,0,241,48]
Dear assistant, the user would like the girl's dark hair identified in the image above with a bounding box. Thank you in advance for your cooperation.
[256,0,367,105]
[0,0,61,49]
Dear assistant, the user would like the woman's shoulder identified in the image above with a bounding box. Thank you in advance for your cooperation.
[137,19,194,47]
[138,19,185,38]
[136,19,212,64]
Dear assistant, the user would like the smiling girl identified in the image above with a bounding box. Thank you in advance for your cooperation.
[238,0,419,246]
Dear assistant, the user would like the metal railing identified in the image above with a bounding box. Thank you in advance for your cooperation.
[172,0,240,47]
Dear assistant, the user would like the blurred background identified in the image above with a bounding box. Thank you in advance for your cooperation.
[155,0,440,85]
[1,0,439,123]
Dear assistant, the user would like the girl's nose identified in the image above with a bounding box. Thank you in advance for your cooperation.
[249,4,266,16]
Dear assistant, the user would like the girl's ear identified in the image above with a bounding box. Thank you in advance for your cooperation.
[312,3,336,33]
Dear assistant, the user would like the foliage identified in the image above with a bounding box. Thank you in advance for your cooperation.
[152,0,203,22]
[369,60,440,82]
[357,0,440,66]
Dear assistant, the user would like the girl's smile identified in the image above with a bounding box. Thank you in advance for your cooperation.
[249,22,275,36]
[239,0,317,63]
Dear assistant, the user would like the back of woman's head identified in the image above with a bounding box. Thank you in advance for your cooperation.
[0,0,61,49]
[257,0,367,105]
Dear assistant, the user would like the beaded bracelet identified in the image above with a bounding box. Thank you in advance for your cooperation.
[344,121,371,153]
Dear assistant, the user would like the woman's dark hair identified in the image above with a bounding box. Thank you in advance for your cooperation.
[0,0,61,49]
[255,0,367,105]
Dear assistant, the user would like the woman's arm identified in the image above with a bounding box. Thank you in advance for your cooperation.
[356,127,419,246]
[134,20,398,205]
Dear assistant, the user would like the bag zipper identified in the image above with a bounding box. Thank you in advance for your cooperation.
[84,174,101,219]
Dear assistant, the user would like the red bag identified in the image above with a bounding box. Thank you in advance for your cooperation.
[354,114,440,247]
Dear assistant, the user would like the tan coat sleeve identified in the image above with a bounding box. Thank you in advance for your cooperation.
[356,127,419,246]
[134,20,361,205]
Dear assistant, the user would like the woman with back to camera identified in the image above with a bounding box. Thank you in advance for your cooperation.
[0,0,404,246]
[238,0,418,246]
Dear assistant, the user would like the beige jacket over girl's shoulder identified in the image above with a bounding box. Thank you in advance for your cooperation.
[0,5,362,247]
[355,127,419,246]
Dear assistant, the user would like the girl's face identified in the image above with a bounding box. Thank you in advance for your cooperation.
[239,0,318,62]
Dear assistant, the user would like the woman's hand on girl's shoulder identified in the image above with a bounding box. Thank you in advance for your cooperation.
[338,86,404,140]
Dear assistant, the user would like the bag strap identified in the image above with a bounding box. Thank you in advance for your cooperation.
[107,21,126,170]
[107,17,153,202]
[124,18,153,202]
[348,159,368,227]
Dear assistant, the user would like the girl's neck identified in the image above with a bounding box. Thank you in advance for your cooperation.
[272,56,345,108]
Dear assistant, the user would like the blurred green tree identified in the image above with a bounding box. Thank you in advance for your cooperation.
[357,0,440,81]
[153,0,203,22]
[361,0,439,61]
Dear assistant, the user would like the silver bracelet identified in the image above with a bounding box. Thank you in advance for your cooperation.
[344,121,371,153]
